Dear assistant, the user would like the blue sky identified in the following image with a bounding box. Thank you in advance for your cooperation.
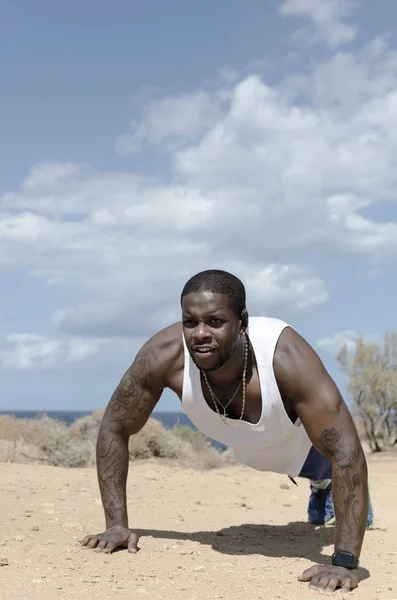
[1,0,397,412]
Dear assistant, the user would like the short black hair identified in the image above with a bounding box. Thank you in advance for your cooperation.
[180,269,246,318]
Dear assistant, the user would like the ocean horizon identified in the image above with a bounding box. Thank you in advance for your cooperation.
[0,409,191,428]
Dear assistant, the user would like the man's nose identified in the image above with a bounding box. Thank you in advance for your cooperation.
[194,323,211,341]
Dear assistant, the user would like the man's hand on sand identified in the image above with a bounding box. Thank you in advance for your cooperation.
[79,529,140,554]
[298,564,358,593]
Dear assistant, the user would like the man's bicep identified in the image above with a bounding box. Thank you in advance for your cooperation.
[104,343,165,436]
[275,327,362,459]
[295,378,361,461]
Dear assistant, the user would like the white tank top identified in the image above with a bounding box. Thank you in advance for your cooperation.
[181,316,312,477]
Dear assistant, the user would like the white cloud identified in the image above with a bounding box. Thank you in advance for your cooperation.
[0,334,101,370]
[115,90,229,154]
[246,265,329,316]
[317,329,382,356]
[0,157,333,338]
[317,329,359,355]
[280,0,358,49]
[51,305,182,339]
[2,23,397,352]
[22,162,83,190]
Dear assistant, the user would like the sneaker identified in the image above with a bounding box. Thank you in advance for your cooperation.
[308,483,374,529]
[308,483,331,525]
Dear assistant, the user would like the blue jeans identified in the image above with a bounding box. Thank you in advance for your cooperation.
[298,446,332,481]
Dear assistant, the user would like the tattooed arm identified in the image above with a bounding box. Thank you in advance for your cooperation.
[316,427,368,557]
[274,327,369,592]
[96,345,163,529]
[80,324,182,553]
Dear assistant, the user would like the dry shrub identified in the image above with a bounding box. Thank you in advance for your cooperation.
[128,419,232,469]
[69,409,105,444]
[193,447,226,469]
[29,415,96,468]
[0,439,30,463]
[128,418,194,460]
[0,414,95,468]
[0,414,42,442]
[171,424,230,469]
[0,413,232,470]
[173,424,237,469]
[172,425,212,452]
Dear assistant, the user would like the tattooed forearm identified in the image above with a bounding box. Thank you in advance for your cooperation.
[318,427,368,557]
[96,425,130,527]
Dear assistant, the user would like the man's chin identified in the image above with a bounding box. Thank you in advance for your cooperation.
[198,363,223,372]
[190,353,223,372]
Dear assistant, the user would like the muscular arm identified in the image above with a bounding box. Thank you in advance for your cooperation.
[274,327,369,559]
[96,326,181,529]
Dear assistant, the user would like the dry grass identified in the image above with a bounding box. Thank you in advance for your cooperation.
[0,414,96,468]
[0,412,233,470]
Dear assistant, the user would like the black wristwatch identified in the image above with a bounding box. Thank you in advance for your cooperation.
[332,551,359,570]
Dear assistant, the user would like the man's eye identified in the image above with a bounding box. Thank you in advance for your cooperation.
[210,318,222,324]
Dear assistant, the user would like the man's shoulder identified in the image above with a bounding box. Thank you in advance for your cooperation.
[151,322,183,350]
[143,322,184,378]
[248,315,290,330]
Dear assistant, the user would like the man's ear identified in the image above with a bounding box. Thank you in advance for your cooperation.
[240,308,249,330]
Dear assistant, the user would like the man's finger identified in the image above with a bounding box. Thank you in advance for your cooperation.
[86,537,100,549]
[128,541,139,553]
[128,534,140,553]
[310,576,330,591]
[297,566,319,581]
[308,575,321,589]
[102,541,118,554]
[324,577,340,594]
[79,535,95,546]
[93,540,108,552]
[340,579,353,593]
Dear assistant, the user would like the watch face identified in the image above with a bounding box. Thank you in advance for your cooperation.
[332,552,358,570]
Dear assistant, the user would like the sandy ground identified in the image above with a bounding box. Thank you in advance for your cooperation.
[1,454,396,600]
